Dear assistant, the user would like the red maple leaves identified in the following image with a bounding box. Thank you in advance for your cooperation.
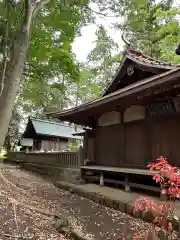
[133,156,180,239]
[147,156,180,197]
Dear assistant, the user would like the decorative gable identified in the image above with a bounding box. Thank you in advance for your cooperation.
[98,111,120,126]
[102,49,175,97]
[124,105,145,122]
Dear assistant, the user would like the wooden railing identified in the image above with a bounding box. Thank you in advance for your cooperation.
[7,149,83,168]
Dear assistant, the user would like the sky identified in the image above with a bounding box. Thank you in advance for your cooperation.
[72,6,123,62]
[72,22,123,62]
[72,0,179,62]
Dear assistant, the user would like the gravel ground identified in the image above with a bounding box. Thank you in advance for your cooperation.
[0,164,178,239]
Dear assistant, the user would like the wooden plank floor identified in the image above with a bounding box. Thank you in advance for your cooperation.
[80,165,158,176]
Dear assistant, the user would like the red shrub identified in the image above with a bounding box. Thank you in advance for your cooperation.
[133,156,180,239]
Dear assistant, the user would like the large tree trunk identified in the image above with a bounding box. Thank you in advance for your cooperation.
[0,0,50,150]
[0,30,29,150]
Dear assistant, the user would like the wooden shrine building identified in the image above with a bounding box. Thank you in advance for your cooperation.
[20,117,81,152]
[48,49,180,194]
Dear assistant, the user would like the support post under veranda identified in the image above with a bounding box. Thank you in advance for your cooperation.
[125,174,130,192]
[100,172,104,186]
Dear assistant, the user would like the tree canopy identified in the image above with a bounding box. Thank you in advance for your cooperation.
[0,0,89,149]
[112,0,180,62]
[0,0,180,150]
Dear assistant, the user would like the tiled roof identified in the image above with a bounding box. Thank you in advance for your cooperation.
[30,118,81,140]
[101,49,179,97]
[126,49,178,69]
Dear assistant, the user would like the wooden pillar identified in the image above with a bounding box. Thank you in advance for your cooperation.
[93,129,97,164]
[160,187,168,201]
[120,110,125,165]
[83,131,88,164]
[144,119,151,165]
[100,172,104,186]
[80,168,85,183]
[78,146,84,166]
[124,174,130,192]
[93,129,98,163]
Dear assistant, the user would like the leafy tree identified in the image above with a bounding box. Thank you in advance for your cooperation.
[87,26,121,90]
[68,139,79,152]
[1,0,180,151]
[3,105,22,151]
[68,64,102,107]
[69,0,180,110]
[0,0,88,150]
[67,26,122,106]
[78,66,101,102]
[112,0,180,62]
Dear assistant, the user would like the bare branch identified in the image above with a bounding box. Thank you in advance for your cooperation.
[21,0,50,38]
[12,203,19,232]
[85,6,118,18]
[22,0,34,32]
[7,0,17,8]
[121,33,131,47]
[32,0,50,19]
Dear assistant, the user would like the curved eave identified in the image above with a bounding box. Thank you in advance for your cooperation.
[48,68,180,126]
[101,54,177,97]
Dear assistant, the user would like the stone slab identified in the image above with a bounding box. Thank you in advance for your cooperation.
[55,181,180,229]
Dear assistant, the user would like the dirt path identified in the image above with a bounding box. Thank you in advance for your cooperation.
[0,166,67,240]
[0,164,178,239]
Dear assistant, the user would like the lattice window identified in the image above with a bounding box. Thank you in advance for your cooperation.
[146,99,176,118]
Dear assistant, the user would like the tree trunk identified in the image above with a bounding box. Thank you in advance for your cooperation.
[0,0,50,150]
[0,29,29,150]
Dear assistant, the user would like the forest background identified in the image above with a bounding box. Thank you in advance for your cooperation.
[0,0,179,150]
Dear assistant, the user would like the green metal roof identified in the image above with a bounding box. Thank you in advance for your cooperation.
[30,118,81,140]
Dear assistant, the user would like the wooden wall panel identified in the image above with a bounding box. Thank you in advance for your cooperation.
[60,140,68,152]
[98,111,120,126]
[83,132,88,161]
[124,121,146,166]
[94,113,180,168]
[149,117,180,167]
[84,130,96,162]
[124,105,145,122]
[41,139,68,152]
[96,124,122,166]
[150,120,169,161]
[86,137,95,161]
[168,118,180,166]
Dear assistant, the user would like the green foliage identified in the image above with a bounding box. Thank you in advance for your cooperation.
[0,0,90,146]
[68,139,79,152]
[67,0,180,112]
[72,25,122,104]
[3,105,22,151]
[0,0,92,119]
[20,0,89,115]
[113,0,180,62]
[87,25,121,87]
[1,0,180,148]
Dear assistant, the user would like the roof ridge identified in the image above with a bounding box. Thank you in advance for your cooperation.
[30,117,74,128]
[126,49,155,61]
[101,48,178,98]
[126,49,179,67]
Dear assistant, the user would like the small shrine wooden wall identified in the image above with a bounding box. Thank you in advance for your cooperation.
[84,97,180,168]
